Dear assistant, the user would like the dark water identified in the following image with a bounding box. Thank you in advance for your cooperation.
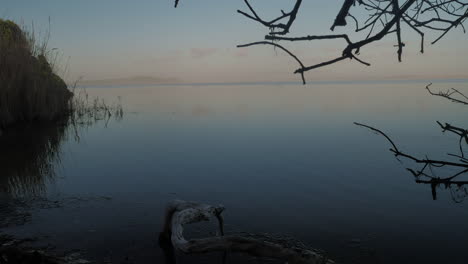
[1,81,467,264]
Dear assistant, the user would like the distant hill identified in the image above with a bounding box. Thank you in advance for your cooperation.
[80,76,181,86]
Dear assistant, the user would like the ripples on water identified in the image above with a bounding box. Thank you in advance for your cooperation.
[0,81,467,264]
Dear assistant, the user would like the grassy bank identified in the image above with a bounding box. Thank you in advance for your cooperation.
[0,20,123,196]
[0,19,123,132]
[0,19,72,129]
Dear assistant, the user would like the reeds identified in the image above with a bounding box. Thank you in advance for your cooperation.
[0,86,124,196]
[0,19,123,196]
[0,19,123,131]
[0,19,72,129]
[68,83,124,127]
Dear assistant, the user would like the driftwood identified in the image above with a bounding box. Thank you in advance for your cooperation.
[159,200,334,264]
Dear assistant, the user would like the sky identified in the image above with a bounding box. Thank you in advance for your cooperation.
[2,0,468,83]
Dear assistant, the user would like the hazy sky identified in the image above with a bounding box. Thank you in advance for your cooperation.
[2,0,468,83]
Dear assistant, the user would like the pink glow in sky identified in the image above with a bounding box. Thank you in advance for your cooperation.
[3,0,468,83]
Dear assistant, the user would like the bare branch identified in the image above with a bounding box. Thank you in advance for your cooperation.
[237,0,303,35]
[237,41,306,84]
[426,83,468,105]
[355,122,468,201]
[331,0,356,31]
[354,122,400,152]
[265,34,352,44]
[437,121,468,158]
[175,1,468,83]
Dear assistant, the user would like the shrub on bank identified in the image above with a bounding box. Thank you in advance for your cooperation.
[0,19,72,129]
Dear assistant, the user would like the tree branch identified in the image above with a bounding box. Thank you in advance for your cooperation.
[426,83,468,105]
[237,41,307,84]
[355,121,468,201]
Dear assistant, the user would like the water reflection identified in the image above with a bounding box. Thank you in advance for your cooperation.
[0,82,467,264]
[0,122,67,196]
[414,122,468,202]
[0,195,31,227]
[416,179,468,202]
[0,106,123,197]
[356,120,468,203]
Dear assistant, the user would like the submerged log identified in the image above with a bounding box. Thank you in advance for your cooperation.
[159,200,334,264]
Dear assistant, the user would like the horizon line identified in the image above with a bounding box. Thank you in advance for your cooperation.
[79,77,468,88]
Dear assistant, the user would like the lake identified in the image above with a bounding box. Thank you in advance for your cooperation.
[1,81,467,264]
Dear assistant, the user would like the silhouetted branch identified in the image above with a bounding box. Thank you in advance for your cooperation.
[437,121,468,158]
[357,82,468,201]
[354,122,400,152]
[241,0,468,83]
[265,34,352,44]
[237,41,306,84]
[175,0,468,84]
[331,0,356,31]
[355,122,468,170]
[416,178,468,202]
[237,0,303,35]
[425,83,468,159]
[426,83,468,105]
[355,122,468,201]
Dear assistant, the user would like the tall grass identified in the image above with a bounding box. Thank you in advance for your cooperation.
[0,19,123,132]
[0,121,66,196]
[69,83,123,127]
[0,19,123,196]
[0,19,72,129]
[0,85,124,197]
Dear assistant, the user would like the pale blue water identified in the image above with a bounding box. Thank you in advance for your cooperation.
[1,81,467,264]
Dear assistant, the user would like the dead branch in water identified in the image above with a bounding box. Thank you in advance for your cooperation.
[426,83,468,105]
[437,121,468,159]
[159,200,334,264]
[355,122,468,201]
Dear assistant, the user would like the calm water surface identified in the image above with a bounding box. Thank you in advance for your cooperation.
[1,81,467,264]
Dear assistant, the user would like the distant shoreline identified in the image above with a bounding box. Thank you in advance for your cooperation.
[78,77,468,88]
[79,76,181,86]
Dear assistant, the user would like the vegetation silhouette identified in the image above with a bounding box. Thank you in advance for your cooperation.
[175,0,468,84]
[0,19,123,197]
[170,1,468,263]
[0,19,71,129]
[356,84,468,202]
[174,0,468,203]
[0,92,123,198]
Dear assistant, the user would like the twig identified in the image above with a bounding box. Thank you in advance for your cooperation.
[426,83,468,105]
[355,122,468,201]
